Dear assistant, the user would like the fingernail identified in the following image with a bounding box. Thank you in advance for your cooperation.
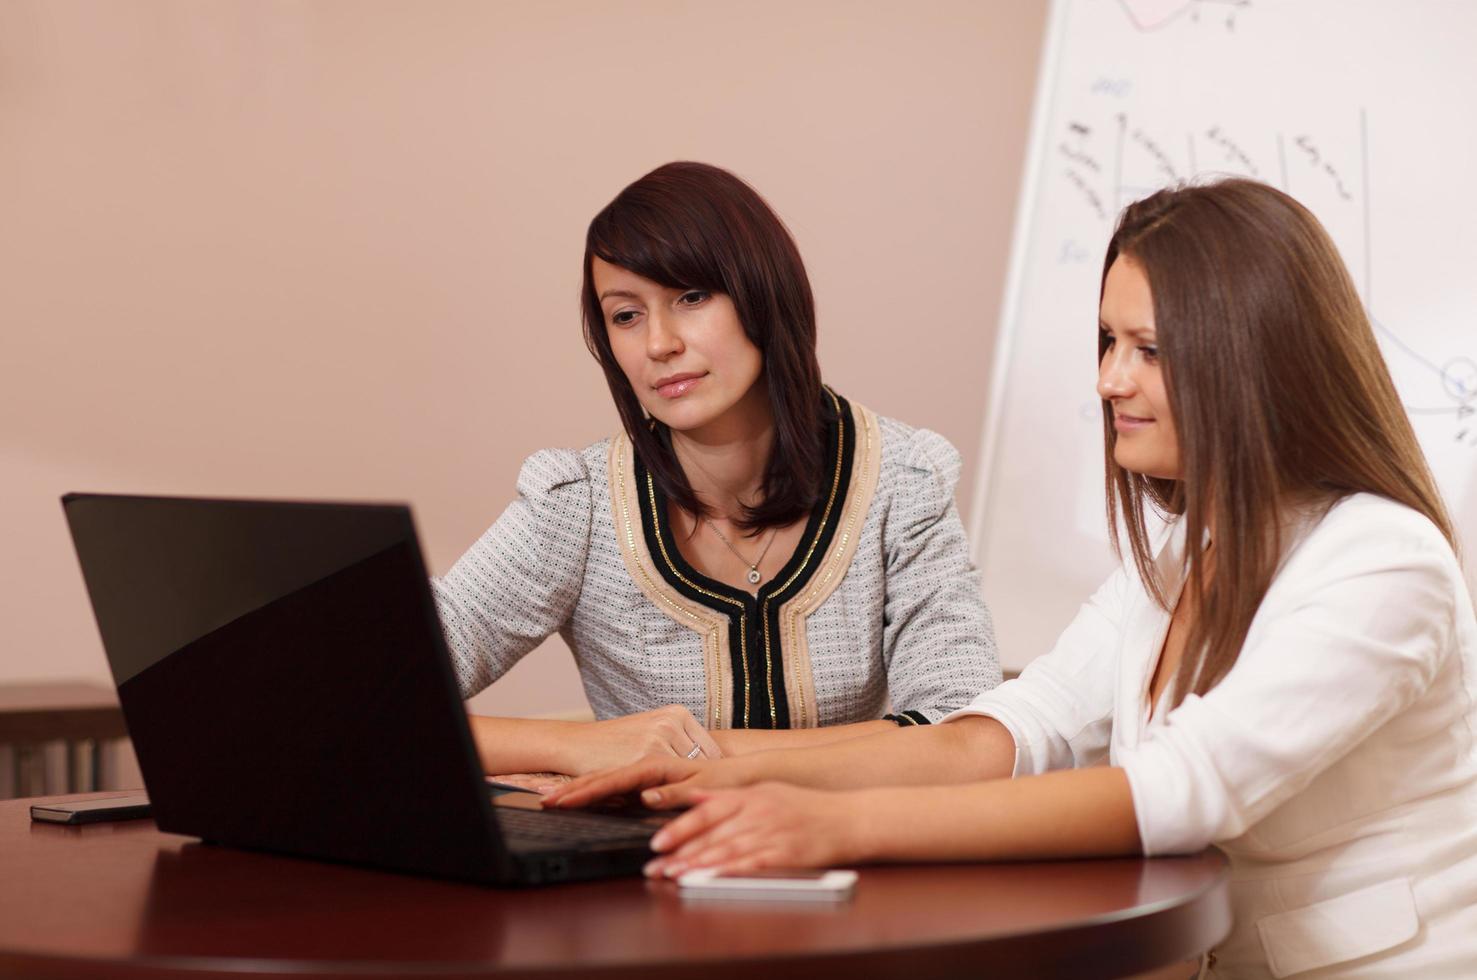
[535,785,555,796]
[663,862,685,878]
[642,789,662,805]
[643,860,662,878]
[650,831,669,851]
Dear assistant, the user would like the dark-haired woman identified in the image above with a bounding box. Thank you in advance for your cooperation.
[435,162,1001,777]
[547,178,1477,976]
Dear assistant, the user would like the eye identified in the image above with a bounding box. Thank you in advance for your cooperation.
[610,309,640,327]
[1139,345,1159,361]
[677,289,710,306]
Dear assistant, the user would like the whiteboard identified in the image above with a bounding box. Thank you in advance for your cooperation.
[969,0,1477,672]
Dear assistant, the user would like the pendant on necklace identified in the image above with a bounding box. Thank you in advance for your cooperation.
[747,568,762,585]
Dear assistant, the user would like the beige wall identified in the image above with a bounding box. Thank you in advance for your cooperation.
[1,1,1047,725]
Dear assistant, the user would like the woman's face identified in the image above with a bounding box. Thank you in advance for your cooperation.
[593,256,767,435]
[1097,255,1182,480]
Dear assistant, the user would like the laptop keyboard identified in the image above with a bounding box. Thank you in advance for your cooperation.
[495,806,655,850]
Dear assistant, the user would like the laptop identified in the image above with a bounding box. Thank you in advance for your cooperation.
[61,492,663,886]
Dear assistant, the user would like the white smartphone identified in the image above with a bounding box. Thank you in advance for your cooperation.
[677,868,858,901]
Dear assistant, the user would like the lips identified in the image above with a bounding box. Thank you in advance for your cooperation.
[653,372,707,399]
[1114,413,1155,432]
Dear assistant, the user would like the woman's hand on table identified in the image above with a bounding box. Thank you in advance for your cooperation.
[468,707,721,786]
[555,706,723,777]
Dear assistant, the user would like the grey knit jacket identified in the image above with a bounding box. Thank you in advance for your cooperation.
[433,393,1001,730]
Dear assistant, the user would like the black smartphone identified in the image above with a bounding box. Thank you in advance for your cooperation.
[30,795,151,825]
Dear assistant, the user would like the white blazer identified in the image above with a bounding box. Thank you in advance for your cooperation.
[946,493,1477,978]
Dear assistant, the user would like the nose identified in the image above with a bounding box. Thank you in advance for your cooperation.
[1096,343,1136,401]
[645,310,684,360]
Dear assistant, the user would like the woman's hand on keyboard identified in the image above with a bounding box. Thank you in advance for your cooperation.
[541,754,753,811]
[640,783,863,879]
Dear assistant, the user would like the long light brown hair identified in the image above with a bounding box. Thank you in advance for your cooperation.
[1101,178,1456,704]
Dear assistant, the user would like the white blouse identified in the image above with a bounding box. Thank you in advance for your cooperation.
[945,493,1477,978]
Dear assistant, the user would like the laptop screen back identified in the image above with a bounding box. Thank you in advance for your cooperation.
[63,494,505,881]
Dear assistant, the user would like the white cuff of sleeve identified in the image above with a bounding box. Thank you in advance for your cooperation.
[938,697,1028,779]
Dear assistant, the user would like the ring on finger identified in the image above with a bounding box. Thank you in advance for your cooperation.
[685,743,703,760]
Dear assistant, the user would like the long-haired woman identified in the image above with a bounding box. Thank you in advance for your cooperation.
[438,162,1001,777]
[548,178,1477,976]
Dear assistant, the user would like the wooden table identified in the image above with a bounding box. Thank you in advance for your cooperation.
[0,683,128,797]
[0,794,1231,979]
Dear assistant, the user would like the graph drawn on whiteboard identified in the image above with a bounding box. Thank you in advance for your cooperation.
[1054,108,1476,441]
[1115,0,1253,34]
[970,0,1477,671]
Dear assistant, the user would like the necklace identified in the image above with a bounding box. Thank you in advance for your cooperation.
[703,518,778,586]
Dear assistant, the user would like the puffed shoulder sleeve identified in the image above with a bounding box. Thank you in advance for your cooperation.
[939,565,1129,774]
[880,428,1003,723]
[432,448,592,699]
[1120,502,1460,855]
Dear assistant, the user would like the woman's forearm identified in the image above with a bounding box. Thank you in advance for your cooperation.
[467,715,581,775]
[710,719,894,755]
[718,715,1018,791]
[542,715,1022,811]
[854,766,1142,862]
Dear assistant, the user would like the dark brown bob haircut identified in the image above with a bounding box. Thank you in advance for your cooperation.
[582,161,826,533]
[1101,177,1455,706]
